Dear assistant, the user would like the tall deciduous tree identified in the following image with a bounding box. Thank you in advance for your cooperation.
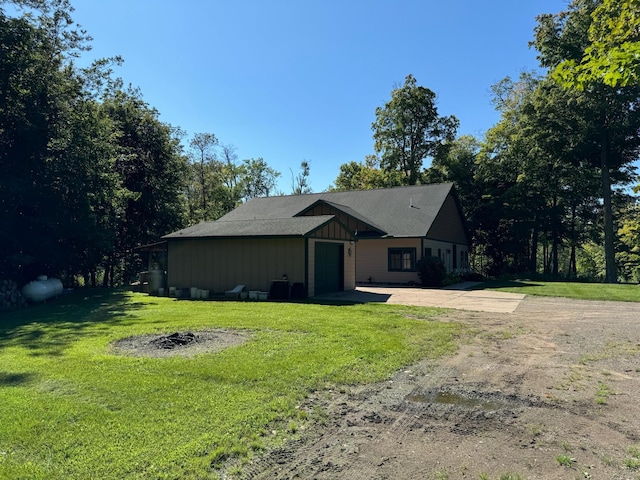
[332,155,401,191]
[554,0,640,88]
[241,157,280,200]
[616,200,640,282]
[424,135,481,217]
[372,74,458,185]
[534,0,640,282]
[0,0,120,283]
[103,89,189,285]
[189,132,219,221]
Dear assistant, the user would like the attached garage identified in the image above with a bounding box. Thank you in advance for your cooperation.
[163,216,355,298]
[159,183,469,297]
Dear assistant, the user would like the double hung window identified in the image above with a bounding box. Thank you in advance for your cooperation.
[388,248,416,272]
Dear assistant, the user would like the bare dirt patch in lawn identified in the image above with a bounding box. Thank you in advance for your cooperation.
[111,329,249,358]
[242,296,640,480]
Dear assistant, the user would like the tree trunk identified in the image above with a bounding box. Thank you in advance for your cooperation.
[542,235,549,275]
[102,263,110,288]
[569,202,577,278]
[552,196,559,278]
[600,131,617,283]
[552,236,559,278]
[109,262,115,288]
[530,217,539,274]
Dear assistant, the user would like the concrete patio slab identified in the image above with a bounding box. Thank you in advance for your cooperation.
[317,284,526,313]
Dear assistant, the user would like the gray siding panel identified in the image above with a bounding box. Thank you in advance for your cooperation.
[427,194,468,245]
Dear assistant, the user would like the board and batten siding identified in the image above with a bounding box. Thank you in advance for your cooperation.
[301,204,378,235]
[167,237,305,293]
[356,238,422,284]
[307,238,356,297]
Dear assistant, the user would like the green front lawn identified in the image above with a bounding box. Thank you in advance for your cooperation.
[480,279,640,302]
[0,291,459,479]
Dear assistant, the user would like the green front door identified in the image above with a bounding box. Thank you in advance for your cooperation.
[314,242,343,295]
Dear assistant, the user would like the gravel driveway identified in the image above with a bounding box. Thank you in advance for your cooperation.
[242,295,640,480]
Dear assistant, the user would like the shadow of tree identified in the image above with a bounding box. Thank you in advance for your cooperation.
[0,371,36,386]
[0,289,143,356]
[469,280,544,290]
[305,290,393,306]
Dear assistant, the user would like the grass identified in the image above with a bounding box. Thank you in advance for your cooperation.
[595,382,613,405]
[556,454,576,467]
[0,290,460,479]
[625,445,640,470]
[477,279,640,302]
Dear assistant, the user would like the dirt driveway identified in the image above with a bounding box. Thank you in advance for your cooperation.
[242,295,640,480]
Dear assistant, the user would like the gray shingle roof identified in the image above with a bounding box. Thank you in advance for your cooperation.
[219,183,455,238]
[163,215,337,239]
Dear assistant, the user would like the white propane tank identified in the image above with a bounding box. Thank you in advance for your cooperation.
[22,277,63,303]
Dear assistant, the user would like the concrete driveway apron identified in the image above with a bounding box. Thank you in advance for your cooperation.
[320,283,525,313]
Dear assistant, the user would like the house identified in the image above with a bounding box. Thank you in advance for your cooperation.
[162,182,469,298]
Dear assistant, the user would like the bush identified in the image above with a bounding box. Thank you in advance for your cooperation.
[461,271,484,282]
[443,272,462,286]
[416,256,446,287]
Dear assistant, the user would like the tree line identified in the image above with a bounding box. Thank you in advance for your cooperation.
[2,0,638,287]
[0,0,306,286]
[333,0,640,283]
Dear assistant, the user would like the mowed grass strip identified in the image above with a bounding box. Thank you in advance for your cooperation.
[481,279,640,302]
[0,290,459,479]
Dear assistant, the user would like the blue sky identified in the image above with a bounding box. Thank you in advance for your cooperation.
[69,0,568,193]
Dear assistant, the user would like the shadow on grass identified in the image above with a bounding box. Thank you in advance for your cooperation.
[0,371,36,386]
[301,290,393,306]
[169,290,390,307]
[0,289,143,356]
[468,280,545,290]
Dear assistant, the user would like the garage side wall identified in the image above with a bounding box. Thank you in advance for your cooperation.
[167,238,305,293]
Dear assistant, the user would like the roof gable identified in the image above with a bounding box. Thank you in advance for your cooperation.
[219,183,457,238]
[295,199,387,235]
[163,183,468,241]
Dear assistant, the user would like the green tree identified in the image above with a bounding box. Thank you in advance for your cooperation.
[103,89,189,285]
[0,0,121,283]
[473,74,549,275]
[372,74,459,185]
[188,132,219,221]
[518,77,604,277]
[332,155,401,191]
[424,135,480,217]
[240,157,280,200]
[475,71,608,278]
[534,0,640,282]
[554,0,640,88]
[58,98,124,287]
[219,143,243,206]
[616,197,640,282]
